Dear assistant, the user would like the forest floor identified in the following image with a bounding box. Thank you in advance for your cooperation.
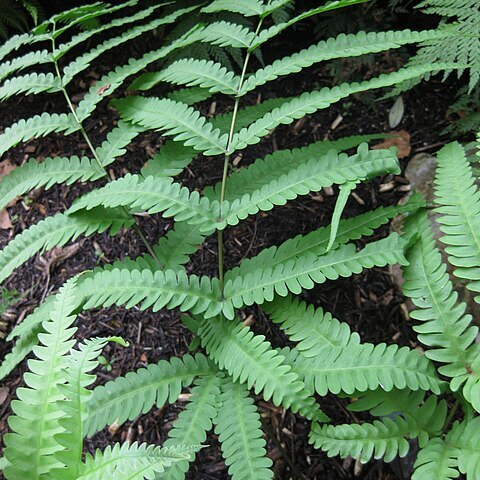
[0,13,467,480]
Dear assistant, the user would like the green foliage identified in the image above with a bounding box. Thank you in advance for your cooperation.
[0,1,466,479]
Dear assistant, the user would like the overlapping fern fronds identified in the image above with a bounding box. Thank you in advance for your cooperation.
[0,1,464,479]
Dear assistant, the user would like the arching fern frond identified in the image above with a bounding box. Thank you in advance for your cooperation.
[132,58,240,94]
[0,112,79,157]
[195,21,255,49]
[141,142,197,178]
[162,374,222,480]
[0,49,51,82]
[0,208,134,284]
[77,443,197,480]
[222,233,408,315]
[413,438,459,480]
[201,0,264,17]
[214,380,274,480]
[263,295,361,357]
[230,64,455,151]
[0,156,104,211]
[402,210,480,411]
[0,72,61,102]
[68,174,221,234]
[286,342,440,395]
[434,141,480,303]
[240,29,447,95]
[113,97,228,155]
[85,353,212,436]
[3,280,78,479]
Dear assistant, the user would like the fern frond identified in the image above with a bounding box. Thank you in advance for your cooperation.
[222,233,408,315]
[230,193,424,279]
[75,267,223,318]
[75,27,202,122]
[166,86,213,105]
[450,418,480,479]
[0,112,79,157]
[287,342,440,395]
[3,280,78,479]
[113,97,228,155]
[95,121,144,167]
[0,32,31,63]
[214,380,274,480]
[132,58,241,94]
[0,72,61,102]
[220,145,400,226]
[202,0,264,16]
[434,142,480,302]
[68,174,221,233]
[230,64,455,151]
[0,49,50,82]
[61,5,197,85]
[195,21,255,48]
[198,315,328,421]
[85,353,212,436]
[141,142,197,178]
[210,134,388,201]
[0,208,134,284]
[240,29,447,94]
[0,156,103,211]
[402,210,480,410]
[54,336,123,479]
[309,415,425,463]
[413,439,459,480]
[263,295,361,357]
[77,443,196,480]
[162,374,222,480]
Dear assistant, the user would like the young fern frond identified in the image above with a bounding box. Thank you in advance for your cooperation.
[161,375,222,480]
[77,443,197,480]
[412,438,460,480]
[3,280,78,479]
[84,353,212,437]
[434,142,480,303]
[0,208,134,284]
[0,156,104,211]
[201,0,265,17]
[214,380,274,480]
[141,141,197,178]
[402,210,480,411]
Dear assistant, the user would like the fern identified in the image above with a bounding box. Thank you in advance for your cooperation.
[214,379,274,480]
[434,142,480,303]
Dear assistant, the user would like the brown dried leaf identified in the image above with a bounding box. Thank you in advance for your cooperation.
[373,130,411,159]
[0,210,12,230]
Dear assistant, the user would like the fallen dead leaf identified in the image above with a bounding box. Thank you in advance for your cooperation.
[372,130,411,159]
[36,242,83,275]
[0,386,8,404]
[0,210,12,230]
[0,159,16,229]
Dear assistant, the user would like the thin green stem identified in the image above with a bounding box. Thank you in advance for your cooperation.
[217,17,263,292]
[50,28,160,266]
[443,398,460,433]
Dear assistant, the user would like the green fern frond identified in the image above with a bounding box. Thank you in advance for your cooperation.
[240,29,447,95]
[0,112,79,157]
[0,32,32,63]
[450,417,480,479]
[0,208,134,284]
[68,174,221,233]
[196,21,255,49]
[413,438,459,480]
[222,233,408,315]
[402,210,480,410]
[434,142,480,303]
[3,280,78,479]
[54,336,124,479]
[202,0,264,16]
[309,415,425,464]
[0,156,104,211]
[230,193,424,279]
[77,443,196,480]
[198,315,327,422]
[61,5,197,85]
[162,374,222,480]
[75,267,223,318]
[263,295,361,357]
[141,142,197,178]
[0,49,50,82]
[0,72,61,102]
[230,64,455,151]
[85,353,212,436]
[287,342,440,395]
[113,97,228,155]
[166,86,213,105]
[214,380,274,480]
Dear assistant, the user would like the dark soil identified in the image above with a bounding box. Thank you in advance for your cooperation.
[0,4,466,480]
